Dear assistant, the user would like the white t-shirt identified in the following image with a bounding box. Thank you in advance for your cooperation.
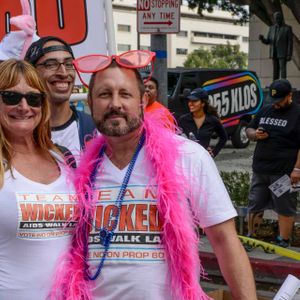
[51,120,81,162]
[0,153,76,300]
[88,137,237,300]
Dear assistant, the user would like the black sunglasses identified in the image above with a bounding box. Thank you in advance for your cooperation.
[0,91,44,107]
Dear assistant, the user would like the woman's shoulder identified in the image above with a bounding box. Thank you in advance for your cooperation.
[206,113,220,122]
[178,113,192,121]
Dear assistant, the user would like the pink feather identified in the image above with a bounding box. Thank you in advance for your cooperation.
[50,110,211,300]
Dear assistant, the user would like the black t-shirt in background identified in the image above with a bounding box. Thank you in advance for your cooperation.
[248,102,300,174]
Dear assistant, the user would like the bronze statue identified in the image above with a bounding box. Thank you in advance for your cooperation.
[259,11,293,80]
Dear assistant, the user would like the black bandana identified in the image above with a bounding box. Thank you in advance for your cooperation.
[24,36,74,65]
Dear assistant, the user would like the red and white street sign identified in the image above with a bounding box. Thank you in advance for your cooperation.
[137,0,180,34]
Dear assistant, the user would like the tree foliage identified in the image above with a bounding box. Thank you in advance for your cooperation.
[186,0,300,26]
[220,171,250,207]
[184,43,248,69]
[186,0,249,25]
[186,0,300,68]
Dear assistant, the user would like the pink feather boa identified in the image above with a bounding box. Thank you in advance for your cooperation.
[49,111,211,300]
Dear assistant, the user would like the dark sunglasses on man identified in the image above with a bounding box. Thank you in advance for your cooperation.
[0,91,44,107]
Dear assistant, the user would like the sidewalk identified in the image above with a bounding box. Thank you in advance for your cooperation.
[199,235,300,298]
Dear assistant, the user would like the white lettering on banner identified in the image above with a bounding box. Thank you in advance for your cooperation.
[259,118,288,127]
[250,84,258,107]
[231,88,239,114]
[221,90,229,116]
[208,83,258,117]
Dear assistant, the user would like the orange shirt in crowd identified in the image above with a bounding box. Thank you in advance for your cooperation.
[145,101,175,129]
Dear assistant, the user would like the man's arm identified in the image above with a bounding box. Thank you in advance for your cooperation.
[246,127,269,141]
[205,219,257,300]
[259,27,271,44]
[290,149,300,184]
[259,34,269,44]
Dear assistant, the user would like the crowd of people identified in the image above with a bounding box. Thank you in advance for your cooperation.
[0,5,299,300]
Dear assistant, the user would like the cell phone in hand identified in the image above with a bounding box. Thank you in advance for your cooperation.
[258,127,268,133]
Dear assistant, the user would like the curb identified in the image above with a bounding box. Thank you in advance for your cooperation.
[200,250,300,280]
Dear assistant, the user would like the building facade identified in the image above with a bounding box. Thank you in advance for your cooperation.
[112,0,249,68]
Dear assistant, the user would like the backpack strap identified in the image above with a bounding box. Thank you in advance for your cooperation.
[54,144,77,169]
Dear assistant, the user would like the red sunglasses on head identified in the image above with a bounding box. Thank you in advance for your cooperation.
[73,50,156,87]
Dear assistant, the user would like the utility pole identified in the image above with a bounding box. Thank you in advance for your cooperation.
[151,34,168,107]
[137,0,180,107]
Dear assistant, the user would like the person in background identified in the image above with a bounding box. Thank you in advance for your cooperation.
[144,76,174,127]
[178,87,227,157]
[246,79,300,248]
[0,59,75,299]
[25,36,96,159]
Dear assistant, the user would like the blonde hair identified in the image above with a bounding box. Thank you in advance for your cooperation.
[0,59,53,187]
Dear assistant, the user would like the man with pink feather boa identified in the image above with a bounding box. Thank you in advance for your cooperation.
[50,53,257,300]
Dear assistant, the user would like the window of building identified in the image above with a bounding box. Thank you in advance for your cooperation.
[193,31,238,40]
[177,30,188,37]
[209,33,223,39]
[117,44,131,51]
[117,24,131,32]
[176,48,188,55]
[242,36,249,42]
[224,34,237,40]
[193,32,208,37]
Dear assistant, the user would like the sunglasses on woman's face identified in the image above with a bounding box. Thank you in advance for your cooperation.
[0,91,44,107]
[73,50,156,87]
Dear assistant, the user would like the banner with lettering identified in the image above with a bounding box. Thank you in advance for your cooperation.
[0,0,114,58]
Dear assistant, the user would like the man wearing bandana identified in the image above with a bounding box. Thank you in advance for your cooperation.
[25,36,96,160]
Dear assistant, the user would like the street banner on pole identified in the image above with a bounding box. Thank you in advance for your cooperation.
[137,0,180,34]
[0,0,116,85]
[0,0,116,57]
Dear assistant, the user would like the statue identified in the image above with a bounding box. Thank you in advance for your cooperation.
[259,11,293,81]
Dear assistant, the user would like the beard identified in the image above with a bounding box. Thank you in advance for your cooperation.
[96,108,143,136]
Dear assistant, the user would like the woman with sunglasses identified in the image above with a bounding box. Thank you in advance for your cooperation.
[0,59,75,300]
[178,87,228,157]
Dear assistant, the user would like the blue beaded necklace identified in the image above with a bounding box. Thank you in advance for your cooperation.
[84,133,145,281]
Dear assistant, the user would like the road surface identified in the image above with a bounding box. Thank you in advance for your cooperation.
[214,141,256,173]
